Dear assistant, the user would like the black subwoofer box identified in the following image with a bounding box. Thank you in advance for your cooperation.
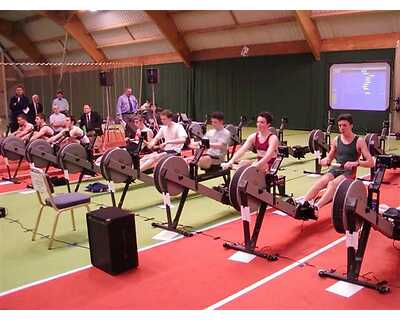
[87,207,138,275]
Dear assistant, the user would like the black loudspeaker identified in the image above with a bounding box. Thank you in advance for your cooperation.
[87,207,138,275]
[146,68,159,84]
[99,71,113,87]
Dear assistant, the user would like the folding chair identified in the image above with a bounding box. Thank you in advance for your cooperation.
[30,167,91,249]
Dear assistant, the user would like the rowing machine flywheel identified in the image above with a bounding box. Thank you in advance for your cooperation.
[0,136,25,160]
[332,179,367,234]
[57,143,88,174]
[100,148,133,183]
[154,155,189,196]
[229,165,267,213]
[26,139,54,168]
[308,129,325,154]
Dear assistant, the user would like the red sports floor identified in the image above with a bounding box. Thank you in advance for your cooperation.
[1,171,399,310]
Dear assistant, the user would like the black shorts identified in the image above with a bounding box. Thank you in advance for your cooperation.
[162,150,180,156]
[327,167,353,178]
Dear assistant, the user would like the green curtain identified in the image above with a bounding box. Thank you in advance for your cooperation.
[193,54,314,128]
[22,48,395,134]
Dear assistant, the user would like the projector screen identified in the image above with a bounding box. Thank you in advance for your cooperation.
[329,62,391,111]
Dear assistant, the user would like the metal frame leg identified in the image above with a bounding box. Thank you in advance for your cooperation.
[319,211,390,293]
[71,209,76,231]
[152,188,192,237]
[32,206,45,241]
[48,213,61,250]
[223,194,278,261]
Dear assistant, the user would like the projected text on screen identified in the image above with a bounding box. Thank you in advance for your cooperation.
[329,62,390,111]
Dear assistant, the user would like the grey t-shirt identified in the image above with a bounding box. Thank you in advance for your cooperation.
[205,127,231,159]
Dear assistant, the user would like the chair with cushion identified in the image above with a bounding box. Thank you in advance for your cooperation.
[30,167,91,249]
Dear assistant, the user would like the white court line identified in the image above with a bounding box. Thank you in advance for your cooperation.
[0,173,371,297]
[0,214,243,297]
[205,236,346,310]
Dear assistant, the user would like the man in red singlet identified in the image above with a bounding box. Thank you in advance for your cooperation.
[221,111,279,172]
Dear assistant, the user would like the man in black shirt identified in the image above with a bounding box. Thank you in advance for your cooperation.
[9,85,30,132]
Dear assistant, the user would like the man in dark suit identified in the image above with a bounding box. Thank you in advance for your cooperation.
[27,94,43,125]
[79,104,103,137]
[9,84,30,133]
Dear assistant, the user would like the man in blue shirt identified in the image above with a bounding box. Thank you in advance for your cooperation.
[116,88,138,123]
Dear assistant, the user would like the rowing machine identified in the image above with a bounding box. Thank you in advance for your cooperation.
[318,154,400,293]
[0,136,26,183]
[98,136,155,207]
[223,148,318,260]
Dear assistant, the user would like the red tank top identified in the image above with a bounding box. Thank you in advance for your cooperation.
[253,132,276,166]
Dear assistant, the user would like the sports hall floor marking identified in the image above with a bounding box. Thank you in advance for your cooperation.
[0,174,372,298]
[228,251,256,263]
[205,236,346,310]
[325,281,364,298]
[0,215,242,297]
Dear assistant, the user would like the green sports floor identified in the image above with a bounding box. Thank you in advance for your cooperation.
[1,128,399,294]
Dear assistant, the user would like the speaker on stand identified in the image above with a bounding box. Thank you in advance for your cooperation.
[146,68,159,106]
[99,71,114,151]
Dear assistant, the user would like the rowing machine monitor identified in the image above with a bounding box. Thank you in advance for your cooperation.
[141,131,148,140]
[201,138,210,149]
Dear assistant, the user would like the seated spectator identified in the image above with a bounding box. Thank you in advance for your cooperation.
[27,94,43,125]
[49,105,67,134]
[79,104,103,137]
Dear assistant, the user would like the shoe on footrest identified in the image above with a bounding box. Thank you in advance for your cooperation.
[382,208,400,222]
[295,201,318,221]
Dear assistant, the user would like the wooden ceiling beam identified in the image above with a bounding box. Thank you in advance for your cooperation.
[41,11,107,62]
[295,10,321,60]
[97,36,165,49]
[191,40,310,61]
[182,15,296,36]
[145,10,191,67]
[0,17,46,64]
[310,10,394,19]
[321,32,400,52]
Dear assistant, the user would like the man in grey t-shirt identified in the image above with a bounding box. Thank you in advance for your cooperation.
[191,111,231,169]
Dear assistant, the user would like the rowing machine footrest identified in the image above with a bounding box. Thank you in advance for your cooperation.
[382,208,400,222]
[295,201,318,221]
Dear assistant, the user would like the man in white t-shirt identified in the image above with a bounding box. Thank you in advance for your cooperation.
[140,109,187,172]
